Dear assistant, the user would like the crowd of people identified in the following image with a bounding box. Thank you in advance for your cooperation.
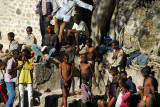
[0,0,159,107]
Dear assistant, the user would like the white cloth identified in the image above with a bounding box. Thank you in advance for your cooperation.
[72,21,89,37]
[19,84,33,107]
[56,0,93,22]
[115,92,123,107]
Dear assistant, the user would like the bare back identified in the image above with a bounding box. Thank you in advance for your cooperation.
[144,77,154,96]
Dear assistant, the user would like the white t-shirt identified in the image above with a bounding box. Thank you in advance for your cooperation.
[72,21,89,37]
[115,91,123,107]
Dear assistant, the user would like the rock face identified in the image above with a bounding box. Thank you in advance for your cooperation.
[115,0,160,55]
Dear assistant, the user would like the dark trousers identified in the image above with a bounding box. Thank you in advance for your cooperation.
[0,83,8,104]
[40,15,50,43]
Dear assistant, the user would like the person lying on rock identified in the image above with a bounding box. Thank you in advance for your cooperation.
[138,66,158,107]
[81,74,94,107]
[65,36,76,96]
[97,85,111,107]
[59,54,73,107]
[79,53,98,91]
[86,38,99,68]
[32,24,59,63]
[67,14,89,53]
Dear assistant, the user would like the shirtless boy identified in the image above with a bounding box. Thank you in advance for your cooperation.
[59,54,73,107]
[138,66,157,107]
[80,53,98,90]
[86,38,99,65]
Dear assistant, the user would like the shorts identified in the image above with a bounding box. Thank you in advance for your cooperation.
[60,80,71,90]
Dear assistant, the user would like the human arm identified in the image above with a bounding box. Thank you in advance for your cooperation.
[29,34,37,46]
[58,64,67,83]
[90,64,98,87]
[66,66,73,82]
[149,78,155,94]
[35,0,41,13]
[75,0,93,11]
[109,76,119,85]
[112,50,124,67]
[50,0,58,16]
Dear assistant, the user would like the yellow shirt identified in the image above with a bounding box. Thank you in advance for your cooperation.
[18,58,34,84]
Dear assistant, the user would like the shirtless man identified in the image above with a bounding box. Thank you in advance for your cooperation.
[138,66,157,107]
[86,38,99,65]
[65,36,75,95]
[59,54,73,107]
[79,53,98,90]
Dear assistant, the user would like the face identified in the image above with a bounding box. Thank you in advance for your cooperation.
[73,18,78,24]
[112,43,117,49]
[106,87,110,93]
[14,53,19,59]
[122,87,127,93]
[86,40,91,47]
[63,57,69,63]
[8,36,12,41]
[0,65,5,70]
[110,71,116,76]
[118,81,123,88]
[141,72,148,77]
[22,52,26,57]
[121,73,127,79]
[47,26,52,34]
[26,28,32,35]
[81,54,86,63]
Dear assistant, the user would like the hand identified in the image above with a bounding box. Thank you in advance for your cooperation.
[76,47,80,54]
[107,92,110,97]
[47,15,52,20]
[65,82,68,86]
[138,86,143,90]
[95,82,98,87]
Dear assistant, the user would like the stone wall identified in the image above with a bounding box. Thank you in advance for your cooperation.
[116,0,160,55]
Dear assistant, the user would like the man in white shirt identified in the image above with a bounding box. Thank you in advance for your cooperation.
[54,0,93,45]
[67,15,89,53]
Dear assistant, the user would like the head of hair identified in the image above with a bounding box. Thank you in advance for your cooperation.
[0,61,6,67]
[73,14,80,20]
[122,83,130,91]
[48,24,53,28]
[120,71,127,76]
[0,44,3,50]
[86,38,92,44]
[12,49,19,56]
[22,49,30,58]
[67,36,73,45]
[110,67,118,73]
[63,53,69,58]
[141,66,151,74]
[112,40,119,46]
[118,77,126,83]
[8,32,15,38]
[106,85,110,88]
[26,26,33,32]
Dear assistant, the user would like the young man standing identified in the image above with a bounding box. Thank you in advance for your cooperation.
[36,0,58,42]
[5,50,19,107]
[138,66,158,107]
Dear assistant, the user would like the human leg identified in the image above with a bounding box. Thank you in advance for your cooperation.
[54,17,60,36]
[59,21,66,44]
[5,82,15,107]
[97,100,102,107]
[27,84,33,107]
[32,44,42,56]
[47,48,56,60]
[107,97,116,107]
[146,97,153,107]
[19,84,25,107]
[137,99,145,107]
[0,83,8,104]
